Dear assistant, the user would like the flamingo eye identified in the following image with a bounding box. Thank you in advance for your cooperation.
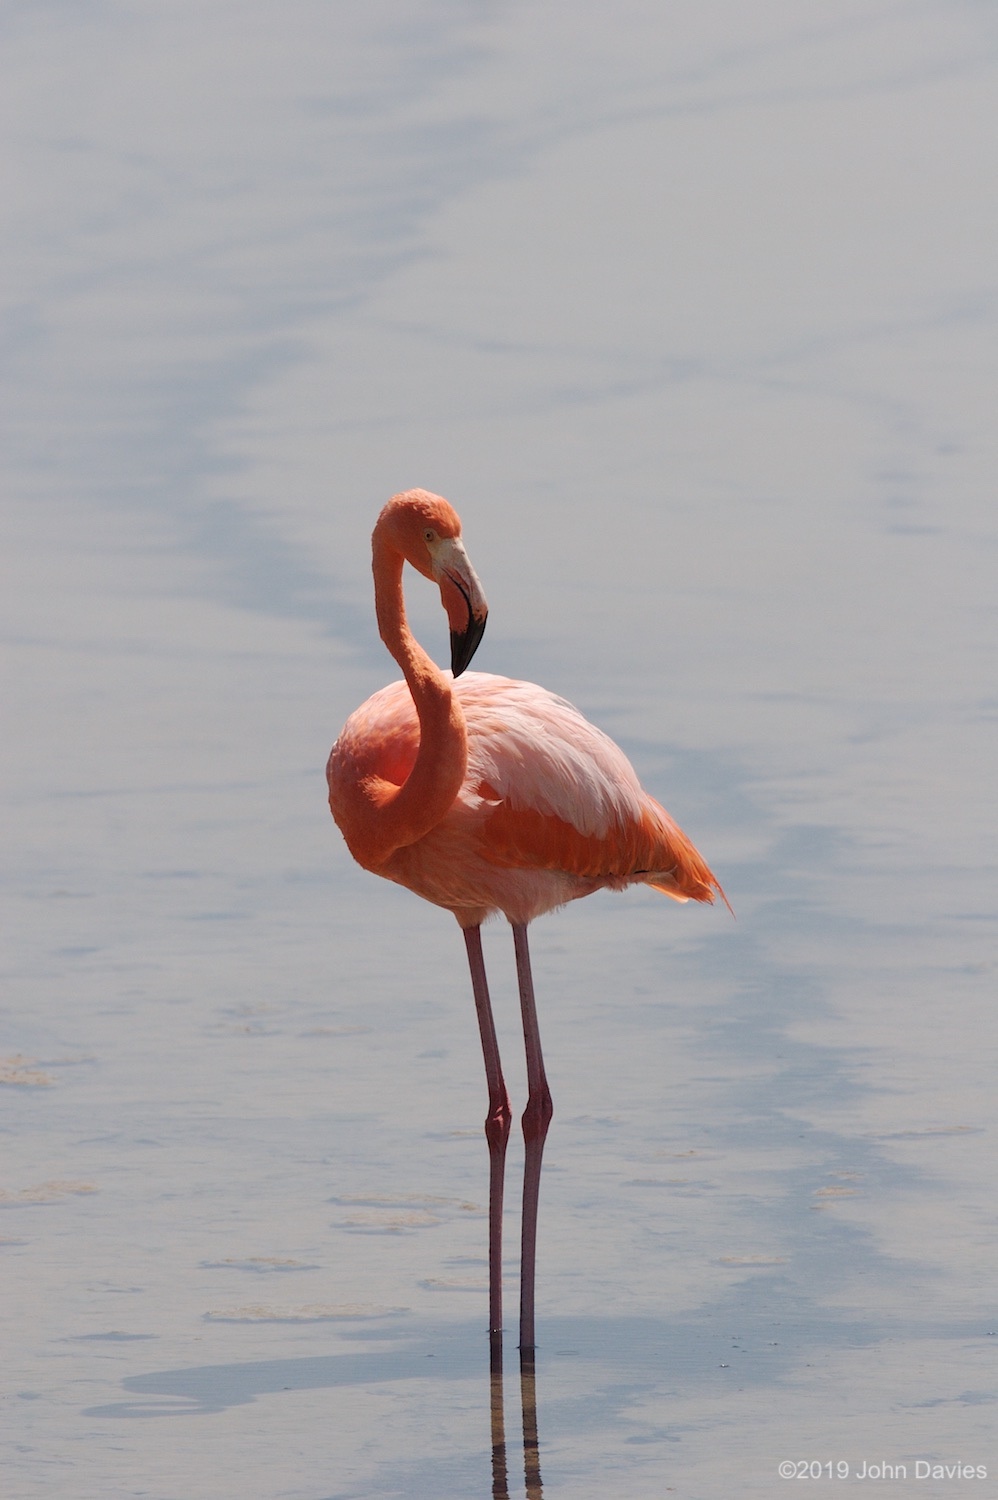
[423,527,438,545]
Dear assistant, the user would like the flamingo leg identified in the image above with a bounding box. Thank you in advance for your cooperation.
[512,922,553,1352]
[464,924,512,1339]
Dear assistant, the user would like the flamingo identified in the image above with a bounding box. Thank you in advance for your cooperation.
[327,489,723,1351]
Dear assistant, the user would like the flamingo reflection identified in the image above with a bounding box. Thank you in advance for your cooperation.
[490,1339,544,1500]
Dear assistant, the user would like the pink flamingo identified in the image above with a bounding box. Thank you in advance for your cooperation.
[327,490,723,1351]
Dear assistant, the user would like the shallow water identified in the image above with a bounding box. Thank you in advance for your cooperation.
[3,2,997,1496]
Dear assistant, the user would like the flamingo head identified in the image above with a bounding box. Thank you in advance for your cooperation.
[378,490,488,677]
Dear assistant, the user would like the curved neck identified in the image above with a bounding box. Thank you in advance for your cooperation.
[362,536,468,862]
[374,544,440,702]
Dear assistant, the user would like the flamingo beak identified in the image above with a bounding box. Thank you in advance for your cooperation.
[451,608,487,677]
[432,537,488,677]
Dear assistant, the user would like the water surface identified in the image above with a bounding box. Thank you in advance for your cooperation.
[2,3,996,1496]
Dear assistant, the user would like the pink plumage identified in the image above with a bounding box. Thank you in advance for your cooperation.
[329,670,720,927]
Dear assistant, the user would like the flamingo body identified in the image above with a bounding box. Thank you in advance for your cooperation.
[328,670,719,928]
[326,489,722,1351]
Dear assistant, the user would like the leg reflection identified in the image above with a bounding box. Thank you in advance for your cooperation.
[490,1333,510,1500]
[487,1338,545,1500]
[519,1348,544,1500]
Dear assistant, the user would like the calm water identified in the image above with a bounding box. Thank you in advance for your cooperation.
[3,3,997,1496]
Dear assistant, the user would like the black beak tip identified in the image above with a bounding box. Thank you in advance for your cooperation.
[450,613,487,677]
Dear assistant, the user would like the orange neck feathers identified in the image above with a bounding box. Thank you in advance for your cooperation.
[337,520,468,870]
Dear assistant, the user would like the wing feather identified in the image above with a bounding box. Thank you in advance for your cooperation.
[332,673,722,908]
[455,674,721,904]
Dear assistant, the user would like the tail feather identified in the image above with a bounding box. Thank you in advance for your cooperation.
[480,794,731,912]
